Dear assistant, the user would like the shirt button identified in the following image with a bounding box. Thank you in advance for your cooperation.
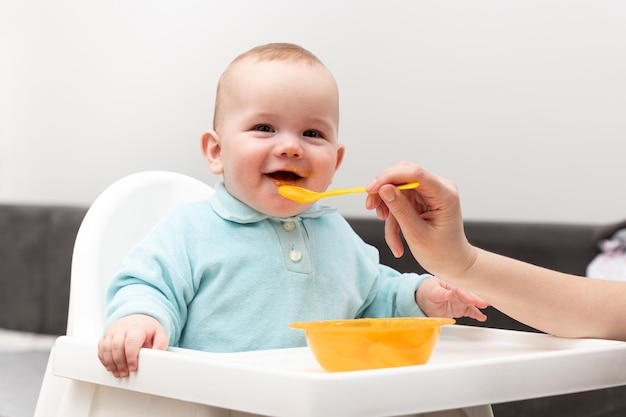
[289,249,302,263]
[282,221,296,232]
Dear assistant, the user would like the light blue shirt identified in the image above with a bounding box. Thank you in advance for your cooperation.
[105,182,430,352]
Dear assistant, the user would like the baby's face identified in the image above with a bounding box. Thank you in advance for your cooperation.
[206,59,344,217]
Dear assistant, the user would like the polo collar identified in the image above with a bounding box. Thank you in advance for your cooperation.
[210,181,336,224]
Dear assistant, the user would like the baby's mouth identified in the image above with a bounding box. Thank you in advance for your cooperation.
[267,171,304,185]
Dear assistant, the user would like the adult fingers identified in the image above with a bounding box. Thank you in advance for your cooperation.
[383,212,405,258]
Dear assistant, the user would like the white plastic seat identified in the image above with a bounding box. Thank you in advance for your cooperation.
[34,171,229,417]
[66,170,215,341]
[34,170,494,417]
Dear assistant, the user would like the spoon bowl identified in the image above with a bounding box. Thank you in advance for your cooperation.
[278,182,420,203]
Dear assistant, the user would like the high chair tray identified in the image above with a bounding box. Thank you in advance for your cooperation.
[52,325,626,417]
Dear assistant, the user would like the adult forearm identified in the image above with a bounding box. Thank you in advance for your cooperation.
[439,248,626,341]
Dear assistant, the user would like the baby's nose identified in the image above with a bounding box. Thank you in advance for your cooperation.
[275,135,304,158]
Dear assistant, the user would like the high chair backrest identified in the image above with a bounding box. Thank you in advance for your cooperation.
[66,171,214,340]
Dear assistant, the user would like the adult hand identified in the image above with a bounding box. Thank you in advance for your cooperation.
[365,161,476,279]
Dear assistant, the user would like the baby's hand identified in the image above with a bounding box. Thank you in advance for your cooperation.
[97,314,169,378]
[416,276,489,321]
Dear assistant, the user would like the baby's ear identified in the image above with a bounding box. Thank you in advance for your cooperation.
[334,143,346,172]
[200,130,224,174]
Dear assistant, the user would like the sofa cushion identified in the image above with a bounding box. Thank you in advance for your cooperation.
[0,205,86,335]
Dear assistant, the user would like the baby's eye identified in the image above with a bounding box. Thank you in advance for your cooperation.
[303,130,321,138]
[254,124,274,132]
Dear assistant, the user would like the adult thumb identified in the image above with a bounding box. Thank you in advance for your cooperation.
[379,185,420,226]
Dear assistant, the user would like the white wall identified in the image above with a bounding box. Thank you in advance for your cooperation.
[1,0,625,224]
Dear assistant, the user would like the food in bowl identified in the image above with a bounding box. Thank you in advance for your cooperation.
[289,317,454,372]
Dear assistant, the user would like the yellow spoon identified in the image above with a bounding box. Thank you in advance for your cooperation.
[278,182,420,203]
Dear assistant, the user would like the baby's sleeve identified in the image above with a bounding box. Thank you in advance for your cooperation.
[360,264,430,318]
[103,212,197,346]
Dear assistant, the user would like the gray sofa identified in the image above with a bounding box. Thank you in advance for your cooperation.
[1,203,625,417]
[0,204,85,417]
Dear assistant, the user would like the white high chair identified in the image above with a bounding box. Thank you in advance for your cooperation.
[36,171,623,417]
[33,170,494,417]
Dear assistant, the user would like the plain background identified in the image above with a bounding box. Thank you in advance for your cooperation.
[1,0,624,223]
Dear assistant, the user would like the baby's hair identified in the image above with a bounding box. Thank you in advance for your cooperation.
[213,43,327,131]
[230,42,323,66]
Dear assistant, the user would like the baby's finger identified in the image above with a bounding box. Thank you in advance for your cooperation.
[110,332,131,378]
[124,328,148,373]
[453,287,489,308]
[468,306,488,322]
[97,337,106,366]
[99,335,121,377]
[152,328,170,351]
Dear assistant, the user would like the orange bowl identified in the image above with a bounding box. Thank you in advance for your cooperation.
[289,317,455,372]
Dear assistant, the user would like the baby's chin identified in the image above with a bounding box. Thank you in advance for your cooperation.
[253,199,313,219]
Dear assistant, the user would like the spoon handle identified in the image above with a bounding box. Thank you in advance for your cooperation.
[395,182,420,191]
[325,187,366,197]
[327,181,419,198]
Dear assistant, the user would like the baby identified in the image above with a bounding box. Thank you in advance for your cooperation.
[98,43,488,382]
